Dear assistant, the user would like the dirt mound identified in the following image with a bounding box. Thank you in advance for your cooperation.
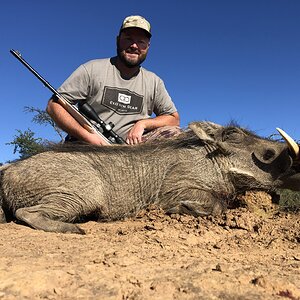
[0,191,299,299]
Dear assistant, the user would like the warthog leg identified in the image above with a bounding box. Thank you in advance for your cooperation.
[166,201,210,217]
[166,199,224,217]
[164,189,225,217]
[15,206,85,234]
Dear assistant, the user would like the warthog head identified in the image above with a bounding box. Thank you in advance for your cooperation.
[188,122,300,192]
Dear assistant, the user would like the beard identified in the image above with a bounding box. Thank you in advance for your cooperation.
[117,44,147,68]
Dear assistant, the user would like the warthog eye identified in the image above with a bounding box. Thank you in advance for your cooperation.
[222,128,242,143]
[263,149,276,161]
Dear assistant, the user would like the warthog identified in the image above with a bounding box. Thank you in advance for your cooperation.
[0,122,299,234]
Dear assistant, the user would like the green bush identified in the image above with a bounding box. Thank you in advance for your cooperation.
[278,189,300,211]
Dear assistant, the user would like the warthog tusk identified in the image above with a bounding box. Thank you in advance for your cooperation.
[276,127,299,158]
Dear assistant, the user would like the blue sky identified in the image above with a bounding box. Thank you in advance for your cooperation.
[1,0,299,163]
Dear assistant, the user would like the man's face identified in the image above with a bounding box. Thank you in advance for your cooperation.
[117,28,150,67]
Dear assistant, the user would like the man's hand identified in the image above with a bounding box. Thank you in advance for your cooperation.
[85,132,110,146]
[47,98,110,146]
[126,121,146,145]
[125,113,180,145]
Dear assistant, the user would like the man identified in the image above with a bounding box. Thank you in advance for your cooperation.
[47,15,180,145]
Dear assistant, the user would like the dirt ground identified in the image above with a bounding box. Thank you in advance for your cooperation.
[0,191,299,300]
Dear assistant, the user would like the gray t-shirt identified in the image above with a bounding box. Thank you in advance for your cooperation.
[57,57,177,139]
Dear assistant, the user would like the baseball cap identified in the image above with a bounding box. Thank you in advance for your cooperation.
[120,15,152,37]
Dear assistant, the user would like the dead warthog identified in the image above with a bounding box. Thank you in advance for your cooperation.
[0,122,299,234]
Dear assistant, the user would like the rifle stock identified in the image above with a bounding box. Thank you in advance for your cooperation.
[10,49,126,145]
[53,95,104,135]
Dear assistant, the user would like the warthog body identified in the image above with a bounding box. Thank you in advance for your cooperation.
[0,122,299,234]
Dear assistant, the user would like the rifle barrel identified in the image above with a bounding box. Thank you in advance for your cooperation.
[10,49,126,144]
[10,49,58,96]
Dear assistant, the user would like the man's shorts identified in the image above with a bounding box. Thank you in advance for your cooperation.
[142,126,183,143]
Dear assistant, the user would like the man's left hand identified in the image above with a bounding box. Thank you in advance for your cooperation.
[126,121,146,145]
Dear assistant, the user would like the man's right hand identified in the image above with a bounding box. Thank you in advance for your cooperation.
[47,98,110,146]
[85,132,110,146]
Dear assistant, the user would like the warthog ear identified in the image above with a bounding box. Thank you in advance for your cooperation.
[189,122,221,142]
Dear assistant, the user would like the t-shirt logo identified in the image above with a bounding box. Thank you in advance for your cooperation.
[102,86,143,115]
[118,93,131,105]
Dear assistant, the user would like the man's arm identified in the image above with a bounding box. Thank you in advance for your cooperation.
[126,112,180,145]
[46,98,109,145]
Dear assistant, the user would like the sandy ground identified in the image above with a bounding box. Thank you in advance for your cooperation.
[0,191,299,300]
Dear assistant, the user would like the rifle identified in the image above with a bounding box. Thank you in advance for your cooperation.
[10,49,126,145]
